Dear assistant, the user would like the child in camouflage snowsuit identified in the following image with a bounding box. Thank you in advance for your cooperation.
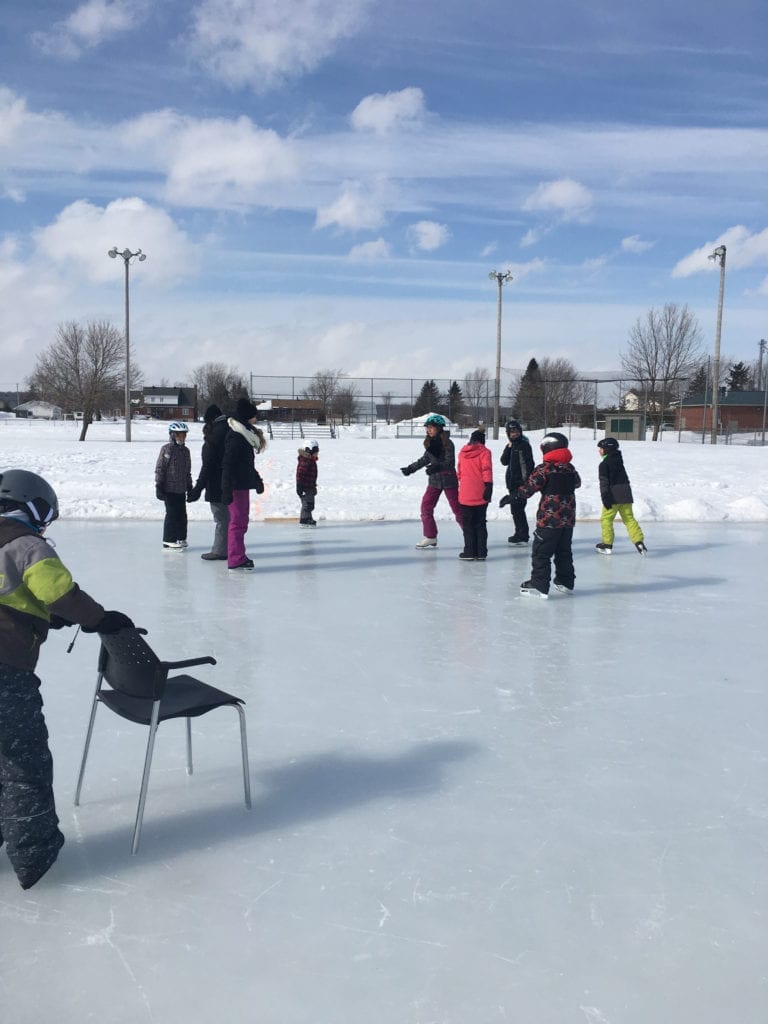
[0,470,132,889]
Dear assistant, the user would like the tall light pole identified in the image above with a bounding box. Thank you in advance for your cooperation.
[707,244,726,445]
[108,247,147,442]
[758,338,766,391]
[488,269,513,439]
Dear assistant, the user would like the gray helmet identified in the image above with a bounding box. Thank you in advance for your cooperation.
[505,419,522,435]
[540,432,569,454]
[0,469,59,527]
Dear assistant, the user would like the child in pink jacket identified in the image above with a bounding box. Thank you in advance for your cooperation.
[456,430,493,560]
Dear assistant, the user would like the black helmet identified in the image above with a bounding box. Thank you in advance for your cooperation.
[0,469,59,527]
[540,432,569,454]
[505,419,522,435]
[598,437,619,452]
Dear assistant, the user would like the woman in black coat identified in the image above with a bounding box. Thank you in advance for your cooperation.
[221,399,266,570]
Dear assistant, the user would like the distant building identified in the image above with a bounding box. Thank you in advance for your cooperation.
[678,390,768,432]
[14,400,63,420]
[137,387,198,422]
[255,397,326,423]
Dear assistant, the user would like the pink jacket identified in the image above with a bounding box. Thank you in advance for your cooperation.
[457,443,493,505]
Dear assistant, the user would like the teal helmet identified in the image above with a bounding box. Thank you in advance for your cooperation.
[168,421,189,433]
[424,414,446,428]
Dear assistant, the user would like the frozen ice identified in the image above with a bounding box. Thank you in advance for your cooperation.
[1,517,765,1024]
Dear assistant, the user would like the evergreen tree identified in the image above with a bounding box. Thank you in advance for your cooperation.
[686,362,709,397]
[413,379,443,416]
[726,361,752,392]
[446,381,465,422]
[513,359,545,428]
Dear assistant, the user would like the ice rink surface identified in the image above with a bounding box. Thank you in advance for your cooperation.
[2,519,766,1024]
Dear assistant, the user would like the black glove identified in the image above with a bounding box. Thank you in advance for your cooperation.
[499,494,511,508]
[400,465,415,476]
[482,483,493,503]
[603,499,613,510]
[83,610,134,635]
[187,486,201,503]
[155,486,166,501]
[509,494,524,509]
[49,613,73,630]
[254,472,265,495]
[296,486,304,498]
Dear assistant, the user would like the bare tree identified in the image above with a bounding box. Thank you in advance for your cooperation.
[621,304,703,440]
[29,320,127,440]
[463,367,491,424]
[191,362,247,409]
[301,369,344,418]
[333,384,360,425]
[539,357,579,426]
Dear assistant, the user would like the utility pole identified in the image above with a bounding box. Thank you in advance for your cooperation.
[108,247,147,441]
[488,270,513,439]
[707,245,726,444]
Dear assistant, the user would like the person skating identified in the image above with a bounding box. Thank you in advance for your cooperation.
[0,469,133,889]
[596,437,647,555]
[512,432,581,598]
[188,405,230,560]
[296,440,320,526]
[456,429,493,560]
[221,399,267,571]
[498,418,534,544]
[400,414,463,548]
[155,421,193,550]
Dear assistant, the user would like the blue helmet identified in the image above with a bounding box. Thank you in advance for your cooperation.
[168,421,189,434]
[424,414,446,428]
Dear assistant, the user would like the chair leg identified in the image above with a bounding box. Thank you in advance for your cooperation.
[74,676,104,806]
[132,701,161,855]
[235,704,251,809]
[185,717,193,775]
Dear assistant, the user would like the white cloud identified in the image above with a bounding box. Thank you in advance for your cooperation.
[0,88,32,146]
[159,116,299,207]
[315,182,386,232]
[407,220,450,253]
[3,186,26,204]
[522,178,593,222]
[348,239,391,261]
[33,197,195,285]
[520,226,550,248]
[672,225,768,277]
[350,88,425,134]
[480,242,497,258]
[621,234,654,254]
[188,0,370,90]
[33,0,147,59]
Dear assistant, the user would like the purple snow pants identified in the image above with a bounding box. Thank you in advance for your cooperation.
[420,485,463,539]
[227,490,250,567]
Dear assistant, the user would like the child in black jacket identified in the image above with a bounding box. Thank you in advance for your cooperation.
[499,418,534,544]
[596,437,647,555]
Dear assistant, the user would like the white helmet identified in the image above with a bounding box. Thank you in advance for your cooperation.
[306,439,319,451]
[168,421,189,433]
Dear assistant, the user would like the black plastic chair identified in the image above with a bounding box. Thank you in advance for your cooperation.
[74,627,251,854]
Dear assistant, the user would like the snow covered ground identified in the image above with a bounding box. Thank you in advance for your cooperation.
[1,416,767,523]
[0,421,766,1023]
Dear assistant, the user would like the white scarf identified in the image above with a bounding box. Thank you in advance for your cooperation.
[228,418,266,453]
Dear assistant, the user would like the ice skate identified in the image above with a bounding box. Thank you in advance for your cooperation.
[595,543,612,555]
[520,580,548,599]
[415,537,437,548]
[635,541,647,555]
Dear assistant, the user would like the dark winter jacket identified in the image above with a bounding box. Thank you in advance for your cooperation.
[457,443,493,505]
[516,449,581,529]
[598,451,634,509]
[155,440,192,495]
[0,518,105,671]
[221,419,266,502]
[405,432,458,490]
[296,449,318,492]
[500,435,534,492]
[192,414,229,503]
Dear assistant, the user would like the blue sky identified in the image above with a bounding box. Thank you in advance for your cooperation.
[1,0,767,390]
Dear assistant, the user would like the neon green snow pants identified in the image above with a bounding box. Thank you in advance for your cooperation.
[600,503,644,546]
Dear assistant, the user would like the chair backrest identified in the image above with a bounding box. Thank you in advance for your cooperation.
[98,628,166,700]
